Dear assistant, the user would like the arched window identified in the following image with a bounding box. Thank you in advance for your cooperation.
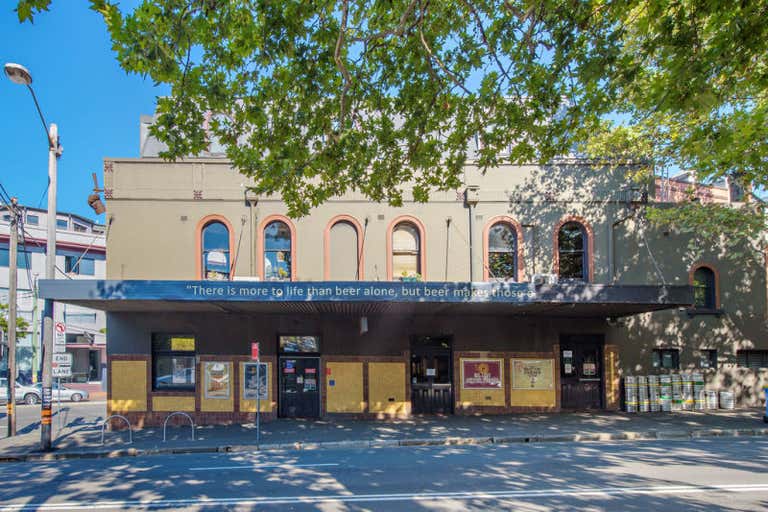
[392,222,421,280]
[201,221,231,280]
[557,221,587,281]
[487,222,518,281]
[263,220,293,281]
[693,266,716,309]
[325,216,364,280]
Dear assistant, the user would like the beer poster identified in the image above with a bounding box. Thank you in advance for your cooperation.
[511,359,554,389]
[461,359,503,389]
[204,361,231,399]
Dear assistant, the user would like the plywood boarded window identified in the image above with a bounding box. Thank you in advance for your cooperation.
[329,220,360,280]
[392,222,420,279]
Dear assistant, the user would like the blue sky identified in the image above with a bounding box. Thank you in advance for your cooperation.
[1,2,166,222]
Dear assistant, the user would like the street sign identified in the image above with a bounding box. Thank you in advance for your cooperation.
[54,322,66,353]
[52,365,72,378]
[251,342,260,361]
[53,353,73,365]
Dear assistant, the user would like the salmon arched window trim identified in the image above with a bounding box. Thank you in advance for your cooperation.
[689,263,721,310]
[323,215,365,280]
[257,214,297,281]
[553,215,594,282]
[386,215,427,281]
[482,216,525,282]
[195,214,236,280]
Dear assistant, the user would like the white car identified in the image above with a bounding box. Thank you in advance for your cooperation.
[34,383,89,402]
[0,378,43,405]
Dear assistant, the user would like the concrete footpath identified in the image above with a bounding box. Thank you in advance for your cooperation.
[0,407,766,463]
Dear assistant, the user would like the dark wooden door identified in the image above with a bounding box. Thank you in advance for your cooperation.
[278,357,320,418]
[410,336,453,414]
[560,335,604,409]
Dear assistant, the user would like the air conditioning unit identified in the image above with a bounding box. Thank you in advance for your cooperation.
[532,273,558,286]
[621,187,648,204]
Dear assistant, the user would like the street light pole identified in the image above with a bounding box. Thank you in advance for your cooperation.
[5,198,19,437]
[4,63,61,450]
[41,122,58,450]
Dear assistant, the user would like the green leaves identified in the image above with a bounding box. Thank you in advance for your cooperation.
[0,302,29,333]
[14,1,768,234]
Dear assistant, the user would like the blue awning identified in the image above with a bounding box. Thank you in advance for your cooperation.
[38,280,693,317]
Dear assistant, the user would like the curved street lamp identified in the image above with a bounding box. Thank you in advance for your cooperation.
[5,62,61,451]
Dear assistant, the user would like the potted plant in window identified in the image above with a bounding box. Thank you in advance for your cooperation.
[400,271,422,282]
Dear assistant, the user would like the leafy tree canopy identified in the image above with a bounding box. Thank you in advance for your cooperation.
[0,302,30,334]
[15,1,768,247]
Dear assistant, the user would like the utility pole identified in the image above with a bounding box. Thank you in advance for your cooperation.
[4,62,61,450]
[6,197,19,437]
[30,274,39,384]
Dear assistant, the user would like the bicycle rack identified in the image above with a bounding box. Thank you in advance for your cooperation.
[163,411,196,442]
[100,415,133,445]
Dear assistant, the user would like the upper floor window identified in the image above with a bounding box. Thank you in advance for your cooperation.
[65,255,95,275]
[26,214,39,226]
[557,221,587,281]
[487,222,518,281]
[264,220,292,281]
[392,222,421,280]
[652,348,680,370]
[326,217,363,280]
[73,222,88,233]
[1,248,31,269]
[56,219,68,230]
[692,266,716,309]
[202,221,230,280]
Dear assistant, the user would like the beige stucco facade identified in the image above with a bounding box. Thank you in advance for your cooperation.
[93,156,768,426]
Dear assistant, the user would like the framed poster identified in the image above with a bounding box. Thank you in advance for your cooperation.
[511,359,554,389]
[243,362,269,400]
[461,359,503,389]
[204,361,231,399]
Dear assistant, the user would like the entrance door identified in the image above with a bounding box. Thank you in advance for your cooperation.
[278,357,320,418]
[560,335,604,409]
[410,336,453,414]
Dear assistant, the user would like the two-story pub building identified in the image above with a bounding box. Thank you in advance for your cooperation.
[41,121,768,426]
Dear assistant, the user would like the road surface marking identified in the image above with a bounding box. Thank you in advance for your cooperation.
[2,483,768,510]
[188,462,340,471]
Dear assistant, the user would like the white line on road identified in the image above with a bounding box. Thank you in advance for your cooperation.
[2,483,768,510]
[188,462,340,471]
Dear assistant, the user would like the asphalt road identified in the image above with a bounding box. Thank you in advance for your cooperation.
[0,401,106,436]
[0,437,765,511]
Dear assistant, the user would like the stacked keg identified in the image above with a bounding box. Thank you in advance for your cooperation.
[660,375,672,412]
[719,391,735,410]
[638,375,650,412]
[648,375,661,412]
[624,376,638,413]
[693,372,706,410]
[671,373,683,411]
[681,373,694,411]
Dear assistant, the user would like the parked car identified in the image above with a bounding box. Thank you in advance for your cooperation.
[0,378,43,405]
[34,383,89,402]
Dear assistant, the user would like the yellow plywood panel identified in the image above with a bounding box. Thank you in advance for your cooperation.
[326,362,365,413]
[240,362,274,413]
[201,361,235,412]
[459,388,506,407]
[109,360,147,412]
[459,358,505,407]
[509,359,556,407]
[152,396,195,412]
[369,362,408,416]
[509,389,556,407]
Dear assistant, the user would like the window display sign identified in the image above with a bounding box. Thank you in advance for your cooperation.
[243,362,268,400]
[512,359,554,389]
[204,361,231,399]
[461,359,503,389]
[171,336,195,352]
